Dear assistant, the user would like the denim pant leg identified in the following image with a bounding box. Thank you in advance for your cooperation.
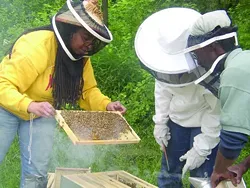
[0,108,19,163]
[158,120,191,188]
[18,117,56,188]
[189,128,218,178]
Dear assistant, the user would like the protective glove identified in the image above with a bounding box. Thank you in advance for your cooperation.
[179,147,208,178]
[153,124,171,148]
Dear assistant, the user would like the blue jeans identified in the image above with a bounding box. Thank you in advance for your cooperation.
[158,119,218,188]
[0,107,56,188]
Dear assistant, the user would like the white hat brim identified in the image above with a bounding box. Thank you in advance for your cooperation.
[135,8,201,74]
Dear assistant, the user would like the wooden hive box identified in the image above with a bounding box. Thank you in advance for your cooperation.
[55,110,140,145]
[47,167,91,188]
[60,170,157,188]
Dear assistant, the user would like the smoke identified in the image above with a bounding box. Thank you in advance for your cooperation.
[49,127,97,171]
[48,127,159,186]
[49,127,127,172]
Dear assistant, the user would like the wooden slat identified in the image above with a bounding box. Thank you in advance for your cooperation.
[63,174,103,188]
[47,173,55,188]
[79,174,119,188]
[54,167,91,188]
[98,171,158,188]
[118,114,141,141]
[75,138,139,145]
[54,110,140,145]
[61,175,95,188]
[116,171,156,188]
[55,111,79,144]
[91,174,130,188]
[51,170,157,188]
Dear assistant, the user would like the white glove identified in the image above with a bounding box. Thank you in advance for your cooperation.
[179,147,208,178]
[153,124,171,148]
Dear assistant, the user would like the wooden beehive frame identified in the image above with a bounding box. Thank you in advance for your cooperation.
[47,167,91,188]
[47,173,55,188]
[98,171,158,188]
[55,110,140,145]
[61,170,157,188]
[55,167,91,188]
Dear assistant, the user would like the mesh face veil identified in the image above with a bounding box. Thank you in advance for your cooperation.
[135,9,239,93]
[182,11,239,97]
[187,31,238,97]
[52,0,113,61]
[135,8,203,87]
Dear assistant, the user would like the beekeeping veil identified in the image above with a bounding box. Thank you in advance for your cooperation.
[135,8,202,87]
[182,10,238,96]
[52,0,113,61]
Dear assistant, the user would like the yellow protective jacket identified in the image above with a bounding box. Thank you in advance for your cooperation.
[0,30,111,120]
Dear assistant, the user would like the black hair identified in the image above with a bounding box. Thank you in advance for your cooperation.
[52,21,86,109]
[7,22,86,110]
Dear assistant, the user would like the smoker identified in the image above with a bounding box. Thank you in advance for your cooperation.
[189,177,247,188]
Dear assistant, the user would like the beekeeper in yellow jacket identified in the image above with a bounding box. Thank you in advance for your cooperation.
[135,8,221,187]
[0,0,126,187]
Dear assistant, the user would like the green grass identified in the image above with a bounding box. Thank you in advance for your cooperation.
[49,127,163,185]
[1,0,250,187]
[0,137,21,188]
[0,127,162,187]
[1,127,249,187]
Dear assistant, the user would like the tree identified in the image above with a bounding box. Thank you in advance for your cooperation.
[102,0,108,26]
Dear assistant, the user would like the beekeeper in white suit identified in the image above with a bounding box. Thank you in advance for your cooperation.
[135,8,221,187]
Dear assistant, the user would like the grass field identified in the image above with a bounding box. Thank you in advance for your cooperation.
[0,125,249,187]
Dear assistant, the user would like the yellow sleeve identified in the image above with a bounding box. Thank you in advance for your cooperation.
[0,52,38,116]
[79,58,111,111]
[0,31,55,120]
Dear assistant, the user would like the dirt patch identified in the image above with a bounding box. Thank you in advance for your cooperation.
[60,111,130,140]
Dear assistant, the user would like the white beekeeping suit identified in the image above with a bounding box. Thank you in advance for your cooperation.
[134,7,222,183]
[153,79,221,177]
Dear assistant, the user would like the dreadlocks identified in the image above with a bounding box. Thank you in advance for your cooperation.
[52,45,85,109]
[7,22,86,110]
[52,22,86,109]
[52,21,86,109]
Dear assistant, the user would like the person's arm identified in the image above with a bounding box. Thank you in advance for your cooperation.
[214,150,235,173]
[210,129,248,188]
[79,58,111,111]
[153,79,173,148]
[0,52,40,118]
[180,89,221,178]
[211,84,250,187]
[216,86,249,168]
[227,155,250,185]
[193,90,221,157]
[242,155,250,169]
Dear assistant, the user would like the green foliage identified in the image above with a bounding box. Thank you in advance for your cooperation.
[0,138,20,188]
[228,2,250,49]
[0,0,64,57]
[1,0,250,187]
[116,72,155,130]
[236,141,250,184]
[91,0,173,96]
[178,0,240,13]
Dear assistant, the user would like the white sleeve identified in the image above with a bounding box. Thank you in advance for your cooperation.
[152,79,173,126]
[193,90,221,156]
